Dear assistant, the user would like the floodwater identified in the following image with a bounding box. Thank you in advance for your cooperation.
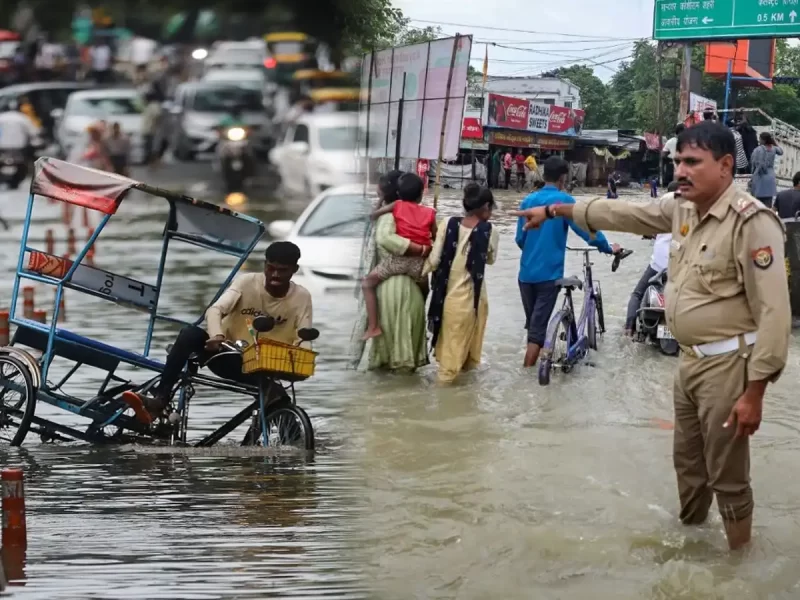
[0,166,363,599]
[1,170,800,599]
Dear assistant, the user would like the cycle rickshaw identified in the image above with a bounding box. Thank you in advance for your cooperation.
[0,158,318,449]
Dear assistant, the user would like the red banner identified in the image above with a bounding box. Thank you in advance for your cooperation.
[486,94,529,129]
[547,105,585,136]
[461,118,483,140]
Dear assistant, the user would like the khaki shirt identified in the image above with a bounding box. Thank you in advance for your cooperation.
[205,273,313,346]
[572,183,790,382]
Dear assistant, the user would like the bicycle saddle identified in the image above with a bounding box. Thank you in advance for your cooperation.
[556,276,583,290]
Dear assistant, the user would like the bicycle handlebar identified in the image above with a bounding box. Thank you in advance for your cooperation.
[566,246,599,252]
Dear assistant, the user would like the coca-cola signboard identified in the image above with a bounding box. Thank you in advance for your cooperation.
[486,94,529,129]
[547,105,585,135]
[528,103,585,136]
[484,92,585,137]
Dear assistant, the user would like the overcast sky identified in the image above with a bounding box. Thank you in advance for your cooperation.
[393,0,657,81]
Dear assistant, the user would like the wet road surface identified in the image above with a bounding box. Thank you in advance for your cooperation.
[0,163,364,599]
[1,169,799,599]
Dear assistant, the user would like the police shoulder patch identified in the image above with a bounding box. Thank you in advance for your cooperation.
[751,246,774,269]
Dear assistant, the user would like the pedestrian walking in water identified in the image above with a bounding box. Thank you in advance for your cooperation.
[106,122,131,176]
[512,120,791,550]
[427,183,499,383]
[750,132,783,208]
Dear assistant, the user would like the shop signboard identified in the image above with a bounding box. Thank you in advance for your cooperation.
[461,117,483,139]
[485,94,585,137]
[487,131,574,150]
[486,94,529,129]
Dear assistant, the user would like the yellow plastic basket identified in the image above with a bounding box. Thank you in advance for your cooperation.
[241,339,317,382]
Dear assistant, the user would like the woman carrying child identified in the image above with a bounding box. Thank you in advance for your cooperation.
[361,173,437,340]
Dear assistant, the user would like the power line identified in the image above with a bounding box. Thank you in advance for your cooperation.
[482,40,633,53]
[408,18,644,40]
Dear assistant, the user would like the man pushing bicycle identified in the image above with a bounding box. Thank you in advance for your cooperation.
[515,156,621,369]
[122,241,313,424]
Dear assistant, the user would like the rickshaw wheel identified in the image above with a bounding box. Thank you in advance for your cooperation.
[0,354,37,446]
[242,399,314,451]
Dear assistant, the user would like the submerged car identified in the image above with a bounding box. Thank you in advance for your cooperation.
[54,88,146,163]
[269,112,368,196]
[266,184,369,294]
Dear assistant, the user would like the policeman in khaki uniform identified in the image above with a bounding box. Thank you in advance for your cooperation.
[512,121,790,550]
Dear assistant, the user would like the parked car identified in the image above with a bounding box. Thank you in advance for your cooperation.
[54,88,146,164]
[202,68,264,86]
[206,40,268,71]
[269,112,367,196]
[166,81,273,161]
[0,82,92,143]
[266,184,369,294]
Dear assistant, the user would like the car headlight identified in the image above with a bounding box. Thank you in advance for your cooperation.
[226,127,246,141]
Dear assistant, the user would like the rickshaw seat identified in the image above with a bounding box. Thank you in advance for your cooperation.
[12,318,165,373]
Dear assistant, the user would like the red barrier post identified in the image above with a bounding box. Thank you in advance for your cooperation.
[21,287,34,320]
[55,289,66,322]
[67,228,76,256]
[32,310,46,324]
[86,228,96,265]
[0,310,9,346]
[44,229,54,255]
[1,469,26,549]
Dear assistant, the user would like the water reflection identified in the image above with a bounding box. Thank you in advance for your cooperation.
[0,171,364,599]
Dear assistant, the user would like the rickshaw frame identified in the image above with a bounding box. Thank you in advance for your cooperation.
[0,158,313,447]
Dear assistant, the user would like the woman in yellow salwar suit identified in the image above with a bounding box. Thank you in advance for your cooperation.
[426,185,499,383]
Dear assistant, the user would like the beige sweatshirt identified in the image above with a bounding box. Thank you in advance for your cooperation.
[205,273,313,346]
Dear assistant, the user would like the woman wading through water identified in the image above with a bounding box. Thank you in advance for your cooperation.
[427,183,499,383]
[351,171,429,372]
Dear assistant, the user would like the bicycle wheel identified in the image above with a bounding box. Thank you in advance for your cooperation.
[0,355,37,446]
[538,310,573,386]
[595,283,606,332]
[242,398,315,451]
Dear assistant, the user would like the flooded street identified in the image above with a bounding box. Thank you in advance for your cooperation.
[1,171,800,599]
[0,165,364,599]
[349,189,800,600]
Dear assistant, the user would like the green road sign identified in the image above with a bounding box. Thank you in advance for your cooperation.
[654,0,800,41]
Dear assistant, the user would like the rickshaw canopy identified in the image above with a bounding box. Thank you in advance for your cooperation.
[31,157,264,256]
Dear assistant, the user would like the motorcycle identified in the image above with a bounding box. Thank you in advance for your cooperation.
[0,136,44,190]
[635,269,679,356]
[216,125,257,193]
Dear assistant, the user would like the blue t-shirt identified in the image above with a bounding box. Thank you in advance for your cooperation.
[515,184,612,284]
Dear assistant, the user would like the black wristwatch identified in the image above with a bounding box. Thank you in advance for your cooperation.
[545,205,555,219]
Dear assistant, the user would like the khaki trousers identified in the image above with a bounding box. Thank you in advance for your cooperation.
[673,344,754,524]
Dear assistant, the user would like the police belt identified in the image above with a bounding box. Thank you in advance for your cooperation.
[680,332,757,358]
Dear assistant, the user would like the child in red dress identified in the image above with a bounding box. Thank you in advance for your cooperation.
[362,173,436,340]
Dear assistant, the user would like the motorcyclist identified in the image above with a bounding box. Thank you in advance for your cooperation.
[624,180,677,336]
[218,101,247,131]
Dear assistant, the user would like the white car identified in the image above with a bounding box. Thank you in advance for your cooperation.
[206,41,267,70]
[54,88,146,163]
[269,112,366,196]
[266,184,370,294]
[202,68,264,86]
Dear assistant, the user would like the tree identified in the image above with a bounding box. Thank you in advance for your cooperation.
[552,65,613,129]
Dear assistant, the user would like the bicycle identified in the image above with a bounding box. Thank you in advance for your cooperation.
[537,246,632,386]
